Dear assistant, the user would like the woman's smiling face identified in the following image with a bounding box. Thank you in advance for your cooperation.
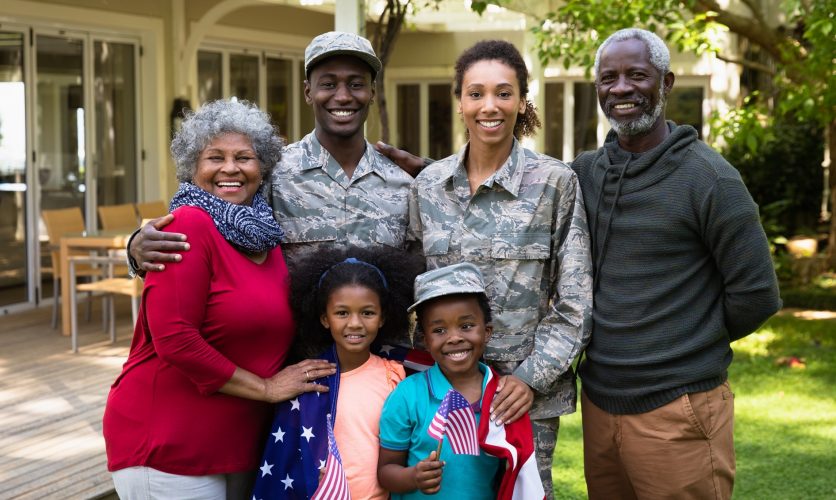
[458,59,526,149]
[193,132,262,205]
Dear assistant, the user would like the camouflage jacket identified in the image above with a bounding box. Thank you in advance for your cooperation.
[270,132,413,261]
[407,140,593,417]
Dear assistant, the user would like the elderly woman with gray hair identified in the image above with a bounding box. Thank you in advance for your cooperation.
[103,99,336,499]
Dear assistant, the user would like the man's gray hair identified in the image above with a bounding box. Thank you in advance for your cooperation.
[594,28,670,79]
[171,99,283,183]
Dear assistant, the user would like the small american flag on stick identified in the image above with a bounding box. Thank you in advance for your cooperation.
[311,414,351,500]
[427,389,480,456]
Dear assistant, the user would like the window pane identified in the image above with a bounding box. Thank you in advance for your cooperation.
[0,31,27,305]
[573,82,598,157]
[230,54,259,104]
[667,87,703,139]
[36,35,85,213]
[197,51,222,104]
[36,34,85,307]
[428,84,452,160]
[544,82,564,160]
[266,57,292,143]
[299,60,314,137]
[94,40,137,206]
[396,84,420,155]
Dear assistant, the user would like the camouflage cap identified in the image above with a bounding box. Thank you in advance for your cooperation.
[408,262,487,313]
[304,31,382,78]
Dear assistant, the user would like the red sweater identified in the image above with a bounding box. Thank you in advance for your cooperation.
[103,206,294,475]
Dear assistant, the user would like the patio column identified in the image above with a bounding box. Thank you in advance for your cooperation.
[522,20,545,153]
[335,0,366,35]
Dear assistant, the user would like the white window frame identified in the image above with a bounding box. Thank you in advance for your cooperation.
[390,78,456,158]
[197,41,306,142]
[0,16,150,313]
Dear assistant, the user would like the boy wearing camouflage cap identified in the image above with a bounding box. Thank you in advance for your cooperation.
[129,31,413,270]
[378,263,544,499]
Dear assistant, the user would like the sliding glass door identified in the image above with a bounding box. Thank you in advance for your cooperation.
[0,31,27,307]
[0,27,140,312]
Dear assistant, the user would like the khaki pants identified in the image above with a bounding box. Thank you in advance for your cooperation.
[582,382,735,500]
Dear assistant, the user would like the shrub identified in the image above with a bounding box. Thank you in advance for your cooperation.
[722,117,824,239]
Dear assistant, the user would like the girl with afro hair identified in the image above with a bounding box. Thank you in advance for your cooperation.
[252,246,424,499]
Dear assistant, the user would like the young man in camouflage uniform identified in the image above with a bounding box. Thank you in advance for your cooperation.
[272,31,413,262]
[128,32,412,270]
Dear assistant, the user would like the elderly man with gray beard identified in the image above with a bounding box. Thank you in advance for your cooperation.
[570,29,781,499]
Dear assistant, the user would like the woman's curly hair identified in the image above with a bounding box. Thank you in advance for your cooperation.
[453,40,541,139]
[288,246,425,359]
[170,99,283,184]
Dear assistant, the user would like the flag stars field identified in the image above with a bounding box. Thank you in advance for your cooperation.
[272,427,285,443]
[259,461,273,477]
[250,352,358,498]
[379,344,394,355]
[281,474,295,490]
[301,426,316,442]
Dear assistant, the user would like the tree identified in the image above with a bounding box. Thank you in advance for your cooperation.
[485,0,835,264]
[369,0,411,145]
[369,0,444,144]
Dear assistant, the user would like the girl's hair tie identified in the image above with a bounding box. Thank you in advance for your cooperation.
[317,257,389,290]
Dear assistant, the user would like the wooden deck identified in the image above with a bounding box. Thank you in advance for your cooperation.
[0,300,132,499]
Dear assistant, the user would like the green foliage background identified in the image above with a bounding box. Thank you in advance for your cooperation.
[720,116,824,237]
[551,312,836,499]
[478,0,835,242]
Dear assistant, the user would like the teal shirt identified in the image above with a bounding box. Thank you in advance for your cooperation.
[379,363,500,499]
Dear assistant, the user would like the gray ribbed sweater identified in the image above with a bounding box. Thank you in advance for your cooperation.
[573,123,781,414]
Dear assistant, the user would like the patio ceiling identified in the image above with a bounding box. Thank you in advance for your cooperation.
[260,0,541,32]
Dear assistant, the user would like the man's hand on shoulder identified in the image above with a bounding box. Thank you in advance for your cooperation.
[375,141,428,177]
[130,213,190,272]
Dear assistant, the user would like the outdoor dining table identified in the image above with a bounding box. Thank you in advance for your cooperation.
[58,230,133,336]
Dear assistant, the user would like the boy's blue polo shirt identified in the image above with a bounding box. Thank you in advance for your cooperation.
[379,362,500,499]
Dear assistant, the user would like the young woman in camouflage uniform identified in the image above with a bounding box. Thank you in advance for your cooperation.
[406,40,593,498]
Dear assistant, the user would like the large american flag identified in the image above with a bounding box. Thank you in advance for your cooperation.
[376,343,433,374]
[478,367,546,500]
[251,348,340,499]
[427,389,480,456]
[311,414,350,500]
[251,343,422,499]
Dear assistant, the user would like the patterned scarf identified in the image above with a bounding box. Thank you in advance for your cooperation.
[169,182,284,254]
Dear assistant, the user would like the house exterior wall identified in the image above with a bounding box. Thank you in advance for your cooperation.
[0,0,170,198]
[0,0,749,184]
[0,0,757,312]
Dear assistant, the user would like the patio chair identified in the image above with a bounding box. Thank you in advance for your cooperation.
[68,254,142,353]
[41,207,101,329]
[98,203,139,231]
[97,203,137,277]
[135,200,168,220]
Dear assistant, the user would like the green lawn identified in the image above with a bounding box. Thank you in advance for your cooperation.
[551,310,836,499]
